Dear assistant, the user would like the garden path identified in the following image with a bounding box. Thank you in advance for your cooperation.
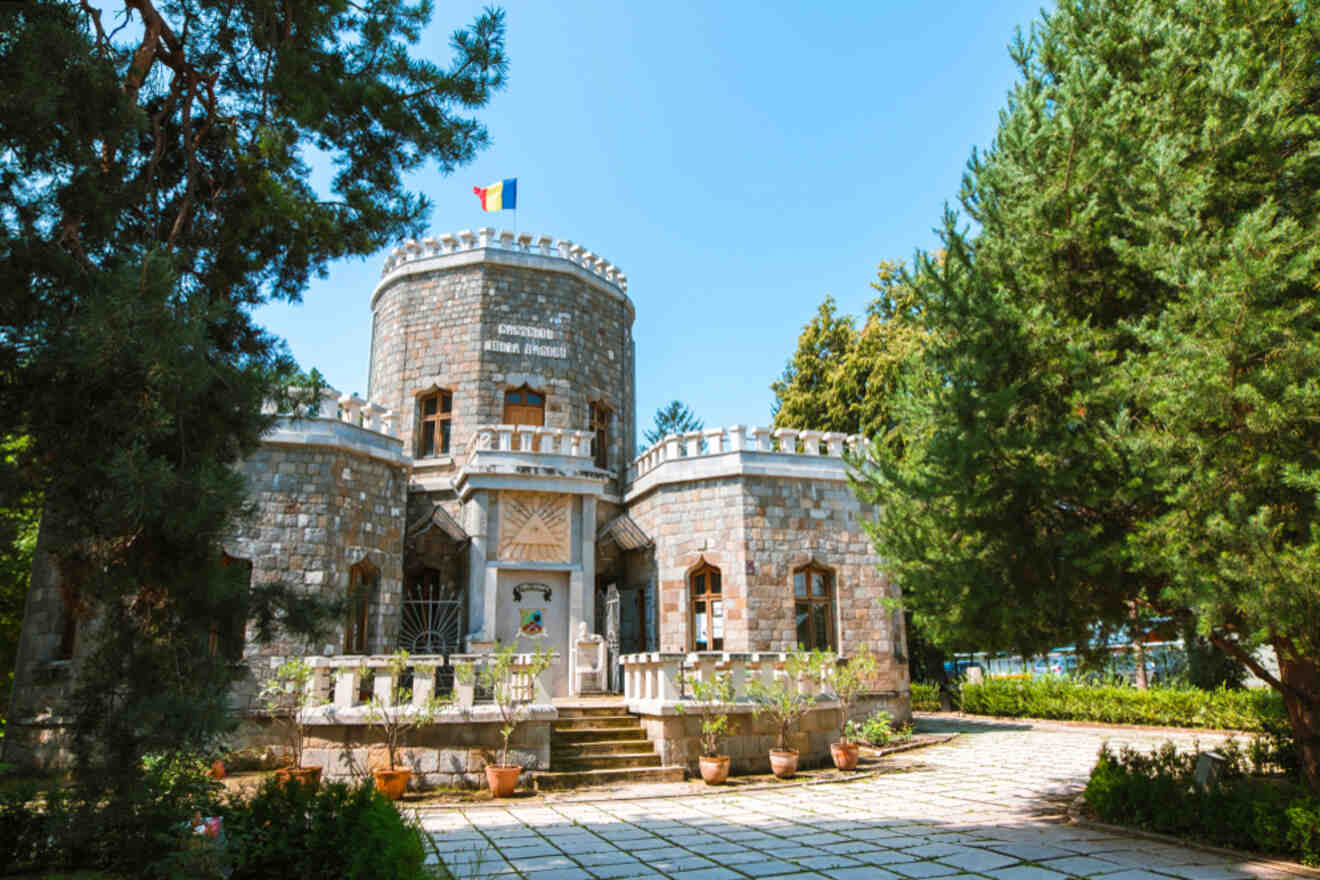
[419,715,1316,880]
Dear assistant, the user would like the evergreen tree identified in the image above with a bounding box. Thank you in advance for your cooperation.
[642,401,704,448]
[772,263,929,447]
[855,0,1320,789]
[0,0,506,792]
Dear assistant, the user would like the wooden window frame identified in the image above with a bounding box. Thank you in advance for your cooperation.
[793,563,837,652]
[345,561,378,655]
[502,385,545,425]
[589,401,611,469]
[416,389,453,458]
[688,561,724,652]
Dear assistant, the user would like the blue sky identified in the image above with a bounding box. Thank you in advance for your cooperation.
[254,0,1048,439]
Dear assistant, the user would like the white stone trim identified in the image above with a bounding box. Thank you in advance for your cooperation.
[262,416,407,466]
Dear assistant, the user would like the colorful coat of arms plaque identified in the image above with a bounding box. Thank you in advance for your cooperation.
[520,608,544,637]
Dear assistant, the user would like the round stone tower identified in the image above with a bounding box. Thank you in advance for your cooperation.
[368,227,636,502]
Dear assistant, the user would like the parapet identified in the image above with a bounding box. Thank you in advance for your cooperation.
[373,227,629,308]
[261,387,406,465]
[625,426,870,502]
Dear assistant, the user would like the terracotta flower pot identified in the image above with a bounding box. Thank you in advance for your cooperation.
[209,760,226,779]
[768,748,799,779]
[830,741,860,771]
[275,765,322,791]
[485,764,521,797]
[699,755,730,785]
[373,768,411,800]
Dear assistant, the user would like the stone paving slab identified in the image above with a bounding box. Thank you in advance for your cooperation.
[421,716,1318,880]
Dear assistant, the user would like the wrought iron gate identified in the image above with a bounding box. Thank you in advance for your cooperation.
[398,570,463,694]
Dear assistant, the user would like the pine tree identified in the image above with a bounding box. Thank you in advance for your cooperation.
[643,401,704,448]
[855,0,1320,790]
[0,0,506,791]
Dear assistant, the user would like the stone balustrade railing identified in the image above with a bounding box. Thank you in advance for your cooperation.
[467,424,596,459]
[620,651,836,714]
[264,386,400,440]
[289,652,557,724]
[628,426,869,484]
[380,228,627,294]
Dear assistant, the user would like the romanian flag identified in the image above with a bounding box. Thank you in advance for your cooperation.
[473,178,517,211]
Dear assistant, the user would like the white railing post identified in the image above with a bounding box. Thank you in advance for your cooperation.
[728,425,746,452]
[683,430,702,458]
[800,429,825,455]
[375,665,395,707]
[412,664,435,706]
[659,655,681,701]
[334,666,361,708]
[664,433,682,461]
[824,432,846,457]
[703,427,725,454]
[496,425,514,451]
[516,424,536,451]
[773,427,800,453]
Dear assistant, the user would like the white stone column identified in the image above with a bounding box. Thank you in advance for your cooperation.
[580,494,597,637]
[466,492,490,643]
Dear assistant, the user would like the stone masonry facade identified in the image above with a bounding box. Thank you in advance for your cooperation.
[4,228,909,772]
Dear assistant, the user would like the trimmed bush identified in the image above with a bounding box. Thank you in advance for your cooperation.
[958,677,1286,731]
[911,682,940,711]
[1085,742,1320,866]
[223,777,429,880]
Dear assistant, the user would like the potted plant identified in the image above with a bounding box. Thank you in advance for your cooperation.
[363,649,452,800]
[745,648,823,778]
[480,642,553,797]
[260,657,323,789]
[822,648,878,770]
[676,669,735,784]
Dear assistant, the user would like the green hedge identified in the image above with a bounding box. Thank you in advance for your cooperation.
[1085,742,1320,866]
[956,677,1286,731]
[911,682,940,711]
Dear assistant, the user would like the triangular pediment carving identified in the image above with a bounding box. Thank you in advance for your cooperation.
[499,491,571,562]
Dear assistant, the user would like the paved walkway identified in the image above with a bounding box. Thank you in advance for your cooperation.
[419,716,1316,880]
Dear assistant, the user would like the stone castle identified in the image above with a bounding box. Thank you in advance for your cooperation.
[7,226,910,776]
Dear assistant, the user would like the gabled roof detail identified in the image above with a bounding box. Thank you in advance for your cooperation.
[597,514,652,551]
[406,504,468,544]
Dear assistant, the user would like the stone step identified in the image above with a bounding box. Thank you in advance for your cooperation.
[552,738,652,756]
[533,764,685,791]
[554,704,627,719]
[551,752,663,772]
[552,727,648,743]
[551,715,640,730]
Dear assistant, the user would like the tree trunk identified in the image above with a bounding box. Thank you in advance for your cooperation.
[1130,602,1148,691]
[1276,648,1320,793]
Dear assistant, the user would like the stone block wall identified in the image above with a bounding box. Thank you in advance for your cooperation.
[627,470,907,694]
[368,244,636,491]
[636,704,843,775]
[236,715,552,790]
[626,477,748,650]
[226,436,408,701]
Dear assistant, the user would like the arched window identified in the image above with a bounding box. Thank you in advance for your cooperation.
[793,564,836,651]
[345,561,379,654]
[503,386,544,426]
[688,562,723,651]
[589,402,611,469]
[416,389,453,457]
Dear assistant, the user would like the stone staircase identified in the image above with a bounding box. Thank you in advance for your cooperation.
[533,703,685,790]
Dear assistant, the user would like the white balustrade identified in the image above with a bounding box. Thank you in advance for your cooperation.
[297,652,557,719]
[626,424,871,482]
[620,651,838,713]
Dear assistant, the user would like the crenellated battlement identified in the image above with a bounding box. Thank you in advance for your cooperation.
[625,425,870,502]
[376,227,628,298]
